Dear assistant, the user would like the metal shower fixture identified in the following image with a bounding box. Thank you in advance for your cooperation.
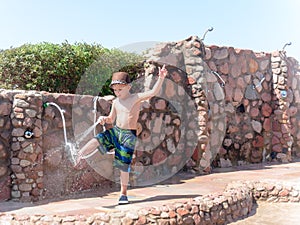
[282,42,292,52]
[201,27,214,41]
[211,71,225,87]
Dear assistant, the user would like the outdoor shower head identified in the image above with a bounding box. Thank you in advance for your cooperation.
[282,42,292,52]
[201,27,214,41]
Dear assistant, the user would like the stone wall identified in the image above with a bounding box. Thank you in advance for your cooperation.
[146,36,300,170]
[1,35,300,202]
[9,92,44,202]
[203,44,300,167]
[146,37,227,173]
[42,93,113,201]
[0,63,201,202]
[131,62,199,186]
[0,91,13,201]
[0,90,114,202]
[1,180,299,224]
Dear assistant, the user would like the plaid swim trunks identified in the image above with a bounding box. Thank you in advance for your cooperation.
[95,126,137,172]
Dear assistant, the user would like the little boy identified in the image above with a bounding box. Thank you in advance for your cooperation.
[76,64,168,205]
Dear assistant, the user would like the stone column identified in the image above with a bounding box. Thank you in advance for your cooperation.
[271,51,293,162]
[183,36,226,173]
[10,92,44,201]
[0,90,13,201]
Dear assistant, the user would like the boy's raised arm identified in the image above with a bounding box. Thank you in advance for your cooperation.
[137,64,168,101]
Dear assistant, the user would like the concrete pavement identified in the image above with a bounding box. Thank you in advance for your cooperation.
[1,160,300,223]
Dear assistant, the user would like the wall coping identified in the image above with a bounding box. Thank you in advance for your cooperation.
[1,179,299,224]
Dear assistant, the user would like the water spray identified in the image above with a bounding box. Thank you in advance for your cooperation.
[76,116,105,159]
[93,96,99,137]
[78,97,113,159]
[43,101,111,163]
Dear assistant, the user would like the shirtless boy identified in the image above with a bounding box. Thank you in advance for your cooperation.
[76,64,168,204]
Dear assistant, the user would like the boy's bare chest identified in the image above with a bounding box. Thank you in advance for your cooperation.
[115,95,138,113]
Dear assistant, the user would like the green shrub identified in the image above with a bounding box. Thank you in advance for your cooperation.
[0,41,143,95]
[77,48,144,96]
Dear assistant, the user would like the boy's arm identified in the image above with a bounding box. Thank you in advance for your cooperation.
[99,100,116,125]
[137,65,168,101]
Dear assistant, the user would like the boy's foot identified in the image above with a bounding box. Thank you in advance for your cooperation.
[118,195,129,205]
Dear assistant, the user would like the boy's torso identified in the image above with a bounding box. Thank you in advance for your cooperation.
[114,94,140,130]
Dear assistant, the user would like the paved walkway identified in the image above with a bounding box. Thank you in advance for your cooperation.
[1,160,300,222]
[230,201,300,225]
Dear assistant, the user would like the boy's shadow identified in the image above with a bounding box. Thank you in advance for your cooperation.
[104,194,201,209]
[104,171,201,208]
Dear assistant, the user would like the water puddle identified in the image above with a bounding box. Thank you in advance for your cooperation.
[230,202,300,225]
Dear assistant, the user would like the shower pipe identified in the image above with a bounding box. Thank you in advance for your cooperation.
[44,100,110,162]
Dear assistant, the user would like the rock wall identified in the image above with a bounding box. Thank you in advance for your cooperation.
[0,91,13,201]
[0,90,113,202]
[1,180,299,224]
[146,36,300,170]
[42,93,113,201]
[131,62,199,185]
[203,44,300,167]
[289,57,300,153]
[1,35,300,202]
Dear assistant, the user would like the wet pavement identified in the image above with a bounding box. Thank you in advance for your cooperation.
[230,201,300,225]
[1,160,300,224]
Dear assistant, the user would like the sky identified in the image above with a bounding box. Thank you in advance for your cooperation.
[0,0,299,60]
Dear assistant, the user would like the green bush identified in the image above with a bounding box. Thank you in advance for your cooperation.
[0,41,143,95]
[77,48,144,96]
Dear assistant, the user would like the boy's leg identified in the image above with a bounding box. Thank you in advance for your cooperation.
[76,138,100,164]
[120,170,129,196]
[118,170,130,204]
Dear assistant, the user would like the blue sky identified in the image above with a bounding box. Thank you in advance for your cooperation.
[0,0,299,60]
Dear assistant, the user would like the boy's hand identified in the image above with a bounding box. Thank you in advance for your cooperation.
[158,64,168,78]
[98,116,106,125]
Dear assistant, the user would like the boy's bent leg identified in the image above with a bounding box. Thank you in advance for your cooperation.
[76,138,100,164]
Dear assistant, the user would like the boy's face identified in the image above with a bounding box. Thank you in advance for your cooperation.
[111,84,130,99]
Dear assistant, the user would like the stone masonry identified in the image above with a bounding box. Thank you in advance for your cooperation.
[1,35,300,203]
[1,179,299,224]
[0,90,13,201]
[10,92,44,202]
